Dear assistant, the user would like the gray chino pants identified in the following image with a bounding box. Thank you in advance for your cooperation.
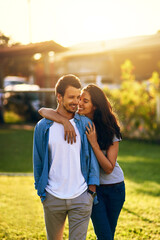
[42,190,93,240]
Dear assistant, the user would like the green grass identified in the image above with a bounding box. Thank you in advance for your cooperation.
[0,127,160,239]
[0,127,33,172]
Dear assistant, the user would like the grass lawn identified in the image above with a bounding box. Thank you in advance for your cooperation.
[0,126,33,172]
[0,127,160,239]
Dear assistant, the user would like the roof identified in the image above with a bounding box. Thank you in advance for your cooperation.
[0,41,68,58]
[1,33,160,59]
[55,33,160,60]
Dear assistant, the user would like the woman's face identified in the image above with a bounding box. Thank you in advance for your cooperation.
[78,90,95,119]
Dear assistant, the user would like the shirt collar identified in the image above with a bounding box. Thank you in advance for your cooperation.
[45,118,53,124]
[74,113,80,121]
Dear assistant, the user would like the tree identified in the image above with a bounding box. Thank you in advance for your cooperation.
[120,59,135,82]
[0,32,21,88]
[0,32,20,47]
[0,32,10,47]
[149,71,160,122]
[0,32,31,88]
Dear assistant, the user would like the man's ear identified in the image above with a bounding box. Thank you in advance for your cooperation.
[57,93,62,103]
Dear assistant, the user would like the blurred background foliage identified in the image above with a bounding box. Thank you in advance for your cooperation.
[104,59,160,141]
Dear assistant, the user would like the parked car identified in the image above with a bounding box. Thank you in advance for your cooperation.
[3,76,27,88]
[3,83,42,122]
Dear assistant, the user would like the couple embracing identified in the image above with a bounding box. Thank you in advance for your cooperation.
[33,74,125,240]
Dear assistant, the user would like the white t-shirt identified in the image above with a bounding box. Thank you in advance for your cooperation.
[100,136,124,184]
[45,119,87,199]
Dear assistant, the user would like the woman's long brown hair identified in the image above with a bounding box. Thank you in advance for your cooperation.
[83,84,122,150]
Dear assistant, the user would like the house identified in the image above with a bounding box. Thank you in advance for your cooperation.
[0,41,67,88]
[0,33,160,89]
[53,33,160,87]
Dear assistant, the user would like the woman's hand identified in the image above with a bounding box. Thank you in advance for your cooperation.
[86,122,99,149]
[63,119,77,144]
[86,122,118,174]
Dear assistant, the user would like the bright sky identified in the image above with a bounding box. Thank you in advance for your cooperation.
[0,0,160,47]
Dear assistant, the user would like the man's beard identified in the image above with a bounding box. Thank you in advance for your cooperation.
[62,103,77,113]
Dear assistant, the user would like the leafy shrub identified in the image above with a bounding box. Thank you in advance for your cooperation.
[103,60,160,141]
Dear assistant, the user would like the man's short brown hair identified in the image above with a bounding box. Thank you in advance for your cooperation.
[55,74,81,96]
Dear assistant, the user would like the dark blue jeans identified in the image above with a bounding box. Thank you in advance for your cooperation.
[91,181,125,240]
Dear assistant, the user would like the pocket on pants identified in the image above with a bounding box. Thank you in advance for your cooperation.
[114,182,125,202]
[42,191,56,207]
[75,190,93,206]
[87,191,94,202]
[84,190,94,205]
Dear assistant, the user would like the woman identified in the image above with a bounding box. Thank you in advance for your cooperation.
[39,84,125,240]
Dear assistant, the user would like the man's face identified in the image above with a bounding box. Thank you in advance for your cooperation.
[58,86,81,114]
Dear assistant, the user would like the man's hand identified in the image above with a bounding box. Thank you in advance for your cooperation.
[88,185,96,192]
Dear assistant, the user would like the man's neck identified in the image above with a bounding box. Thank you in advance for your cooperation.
[56,108,75,120]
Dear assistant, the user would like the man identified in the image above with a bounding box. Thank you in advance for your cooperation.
[33,74,99,240]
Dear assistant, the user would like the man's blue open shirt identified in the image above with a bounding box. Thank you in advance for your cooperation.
[33,113,100,202]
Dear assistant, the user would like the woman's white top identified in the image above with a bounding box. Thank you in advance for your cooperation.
[100,136,124,184]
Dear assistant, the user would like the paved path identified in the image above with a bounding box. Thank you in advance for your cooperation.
[0,172,33,176]
[0,123,35,130]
